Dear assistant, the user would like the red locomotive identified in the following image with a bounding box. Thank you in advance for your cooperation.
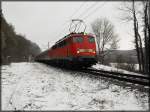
[35,32,97,68]
[35,19,97,68]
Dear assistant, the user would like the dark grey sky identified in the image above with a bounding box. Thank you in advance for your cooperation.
[2,1,134,51]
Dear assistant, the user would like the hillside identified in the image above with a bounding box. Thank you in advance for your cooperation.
[1,14,41,64]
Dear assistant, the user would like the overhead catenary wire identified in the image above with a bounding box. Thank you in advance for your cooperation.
[68,2,106,33]
[68,2,87,20]
[82,2,106,20]
[57,22,70,38]
[58,1,105,35]
[47,2,98,49]
[56,2,87,38]
[75,2,106,33]
[60,2,86,28]
[67,2,99,32]
[77,2,98,19]
[52,1,106,41]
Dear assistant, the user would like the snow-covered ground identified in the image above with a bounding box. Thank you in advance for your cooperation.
[1,62,149,111]
[92,63,145,76]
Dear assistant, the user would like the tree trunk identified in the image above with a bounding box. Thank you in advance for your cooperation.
[143,1,150,74]
[144,2,149,74]
[148,0,150,74]
[137,22,145,73]
[132,0,142,72]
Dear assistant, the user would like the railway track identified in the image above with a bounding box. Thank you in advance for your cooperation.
[79,68,150,87]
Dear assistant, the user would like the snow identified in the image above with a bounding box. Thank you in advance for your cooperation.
[110,63,140,71]
[92,63,145,76]
[1,62,149,111]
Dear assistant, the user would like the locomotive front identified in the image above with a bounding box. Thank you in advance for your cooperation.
[70,33,97,67]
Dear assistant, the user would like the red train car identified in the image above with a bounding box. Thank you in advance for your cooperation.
[35,32,97,68]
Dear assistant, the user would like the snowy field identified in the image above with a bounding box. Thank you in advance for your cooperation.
[1,62,149,111]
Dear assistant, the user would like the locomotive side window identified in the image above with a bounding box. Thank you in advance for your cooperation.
[54,40,67,48]
[52,45,57,49]
[88,37,95,43]
[63,41,67,46]
[58,41,67,48]
[62,41,67,47]
[52,46,55,49]
[58,42,62,48]
[73,37,83,43]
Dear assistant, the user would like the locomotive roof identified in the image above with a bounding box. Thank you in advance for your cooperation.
[36,32,95,57]
[55,32,94,44]
[36,48,50,56]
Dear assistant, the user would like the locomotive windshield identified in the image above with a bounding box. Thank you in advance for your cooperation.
[73,37,83,43]
[88,36,95,43]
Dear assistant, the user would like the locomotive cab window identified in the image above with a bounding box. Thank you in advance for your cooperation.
[73,37,83,43]
[52,45,57,49]
[88,36,95,43]
[58,41,67,48]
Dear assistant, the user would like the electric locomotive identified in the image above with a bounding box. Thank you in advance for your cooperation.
[35,19,97,68]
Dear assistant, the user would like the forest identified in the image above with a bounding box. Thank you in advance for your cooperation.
[1,13,41,64]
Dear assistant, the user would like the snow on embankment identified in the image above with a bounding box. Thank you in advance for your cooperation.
[1,62,149,111]
[92,63,144,76]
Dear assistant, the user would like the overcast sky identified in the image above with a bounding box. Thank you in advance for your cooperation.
[2,1,135,51]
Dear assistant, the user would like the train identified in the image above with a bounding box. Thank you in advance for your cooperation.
[35,32,97,68]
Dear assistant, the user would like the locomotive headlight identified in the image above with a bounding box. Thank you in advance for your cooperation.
[77,49,95,53]
[77,50,80,53]
[93,51,96,53]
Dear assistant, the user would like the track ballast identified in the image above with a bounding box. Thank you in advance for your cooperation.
[79,68,149,87]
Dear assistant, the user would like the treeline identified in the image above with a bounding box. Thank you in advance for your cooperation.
[1,14,41,64]
[132,0,149,74]
[119,0,150,74]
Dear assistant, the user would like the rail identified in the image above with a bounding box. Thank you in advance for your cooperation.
[79,68,149,87]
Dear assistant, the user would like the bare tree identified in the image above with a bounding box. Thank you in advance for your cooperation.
[132,0,144,72]
[143,0,150,74]
[118,0,149,73]
[91,18,119,64]
[110,35,120,50]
